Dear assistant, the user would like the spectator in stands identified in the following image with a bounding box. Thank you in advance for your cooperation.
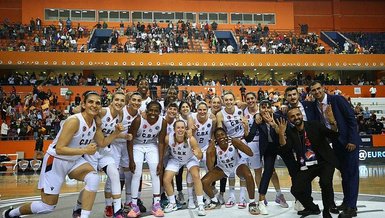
[369,85,377,97]
[34,133,44,160]
[103,21,108,29]
[1,120,9,140]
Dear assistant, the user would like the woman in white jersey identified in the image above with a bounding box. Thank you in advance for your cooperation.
[163,120,206,216]
[201,127,259,215]
[114,92,142,209]
[243,92,289,210]
[127,101,167,218]
[3,91,123,218]
[216,92,249,208]
[208,96,226,204]
[174,101,194,205]
[72,92,127,218]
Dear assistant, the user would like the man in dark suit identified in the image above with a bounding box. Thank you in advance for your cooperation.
[277,107,339,218]
[309,81,361,218]
[283,86,318,121]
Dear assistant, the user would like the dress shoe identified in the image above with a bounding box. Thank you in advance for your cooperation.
[322,210,332,218]
[336,202,347,211]
[338,207,357,218]
[297,206,321,216]
[329,206,340,214]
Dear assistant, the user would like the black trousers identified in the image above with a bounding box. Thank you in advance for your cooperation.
[291,161,335,211]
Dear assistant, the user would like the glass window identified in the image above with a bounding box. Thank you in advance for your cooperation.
[143,12,152,22]
[132,12,142,22]
[45,9,58,21]
[231,13,242,24]
[243,13,252,23]
[254,14,263,23]
[59,9,70,20]
[71,10,81,21]
[99,11,108,21]
[186,13,196,22]
[175,12,184,20]
[218,13,227,24]
[119,11,129,21]
[199,13,208,22]
[82,10,95,21]
[209,13,218,21]
[109,11,119,22]
[263,14,275,24]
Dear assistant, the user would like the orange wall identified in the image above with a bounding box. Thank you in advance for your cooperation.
[0,140,52,159]
[0,0,22,22]
[2,85,385,101]
[1,52,384,71]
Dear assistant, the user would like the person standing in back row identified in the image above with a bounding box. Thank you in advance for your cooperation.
[309,81,361,218]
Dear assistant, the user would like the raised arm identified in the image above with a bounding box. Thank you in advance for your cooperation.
[232,138,253,156]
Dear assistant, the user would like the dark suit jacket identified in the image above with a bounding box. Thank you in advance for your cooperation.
[246,113,283,156]
[282,121,339,168]
[300,101,318,121]
[313,94,362,148]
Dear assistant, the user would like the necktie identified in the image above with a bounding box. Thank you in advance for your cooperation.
[319,102,326,124]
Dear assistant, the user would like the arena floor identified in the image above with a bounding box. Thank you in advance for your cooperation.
[1,165,385,217]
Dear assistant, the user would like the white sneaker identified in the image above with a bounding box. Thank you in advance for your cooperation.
[258,201,268,215]
[294,200,305,211]
[197,204,206,216]
[225,195,236,208]
[188,199,196,209]
[164,203,177,213]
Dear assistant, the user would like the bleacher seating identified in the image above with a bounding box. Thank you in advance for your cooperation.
[343,32,385,54]
[351,97,385,118]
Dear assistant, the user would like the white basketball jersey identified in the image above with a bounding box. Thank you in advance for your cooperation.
[139,96,152,113]
[216,139,240,170]
[101,107,120,136]
[221,107,244,138]
[47,113,96,161]
[244,107,260,143]
[114,106,138,143]
[168,134,194,163]
[134,115,163,145]
[164,116,176,135]
[191,113,213,151]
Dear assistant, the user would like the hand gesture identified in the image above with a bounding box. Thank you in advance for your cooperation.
[84,143,97,155]
[276,117,287,134]
[129,160,136,173]
[280,105,288,115]
[261,112,275,125]
[126,133,133,141]
[115,123,124,133]
[192,148,202,160]
[325,104,336,123]
[254,113,263,124]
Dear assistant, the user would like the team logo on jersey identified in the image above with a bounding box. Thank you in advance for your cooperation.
[238,111,242,115]
[196,124,200,128]
[82,134,84,137]
[110,123,114,127]
[149,129,153,132]
[83,126,87,132]
[228,147,233,152]
[227,115,231,119]
[107,117,111,122]
[207,123,211,128]
[183,144,187,148]
[219,151,223,155]
[247,115,250,119]
[155,126,160,130]
[88,132,91,136]
[143,124,147,129]
[116,119,119,124]
[93,126,96,132]
[127,115,131,120]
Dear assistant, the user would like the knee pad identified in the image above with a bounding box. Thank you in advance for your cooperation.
[84,171,100,192]
[31,201,56,214]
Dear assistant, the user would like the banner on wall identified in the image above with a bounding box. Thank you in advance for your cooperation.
[354,87,361,94]
[60,88,68,96]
